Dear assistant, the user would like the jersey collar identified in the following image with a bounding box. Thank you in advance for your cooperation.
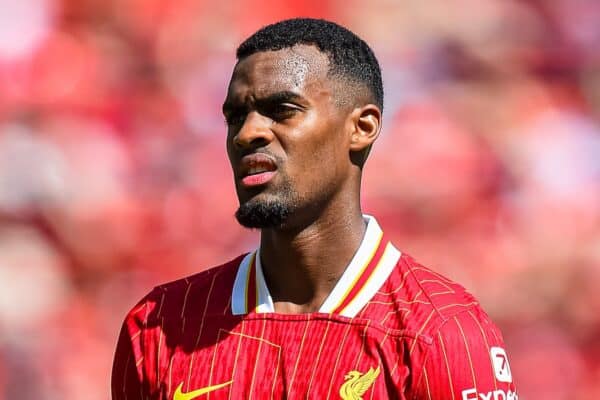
[231,215,401,317]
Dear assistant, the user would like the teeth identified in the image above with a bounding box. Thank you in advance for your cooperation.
[248,166,269,175]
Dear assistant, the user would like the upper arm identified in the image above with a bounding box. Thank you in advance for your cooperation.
[410,308,518,400]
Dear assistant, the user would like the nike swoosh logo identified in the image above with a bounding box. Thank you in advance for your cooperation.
[173,381,233,400]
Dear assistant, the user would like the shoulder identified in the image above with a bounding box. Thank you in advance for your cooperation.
[124,254,245,326]
[366,253,489,337]
[367,254,518,398]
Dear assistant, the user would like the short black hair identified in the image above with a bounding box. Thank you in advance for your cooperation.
[236,18,384,111]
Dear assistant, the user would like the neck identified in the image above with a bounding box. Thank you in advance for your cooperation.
[258,201,366,314]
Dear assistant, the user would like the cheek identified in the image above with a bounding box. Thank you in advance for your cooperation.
[286,122,348,190]
[309,116,348,168]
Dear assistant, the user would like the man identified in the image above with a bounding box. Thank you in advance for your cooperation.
[112,18,518,399]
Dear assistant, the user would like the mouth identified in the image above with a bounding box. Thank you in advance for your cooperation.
[238,153,278,188]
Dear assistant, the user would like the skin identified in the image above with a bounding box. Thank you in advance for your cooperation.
[223,44,382,313]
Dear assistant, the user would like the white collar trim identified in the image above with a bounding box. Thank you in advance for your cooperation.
[231,215,401,317]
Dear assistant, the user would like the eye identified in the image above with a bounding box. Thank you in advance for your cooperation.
[263,103,299,121]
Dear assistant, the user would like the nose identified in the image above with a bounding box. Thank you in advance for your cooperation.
[232,111,274,150]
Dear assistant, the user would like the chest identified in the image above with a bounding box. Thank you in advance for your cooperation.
[143,315,410,400]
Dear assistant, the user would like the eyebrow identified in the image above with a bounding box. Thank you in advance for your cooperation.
[259,91,305,105]
[222,90,306,114]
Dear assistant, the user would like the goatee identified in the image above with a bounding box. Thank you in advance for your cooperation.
[235,200,291,229]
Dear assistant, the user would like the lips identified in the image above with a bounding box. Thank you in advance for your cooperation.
[238,153,277,187]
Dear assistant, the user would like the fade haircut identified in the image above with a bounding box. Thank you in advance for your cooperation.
[236,18,384,111]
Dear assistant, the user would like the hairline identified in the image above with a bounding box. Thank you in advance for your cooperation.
[236,44,378,111]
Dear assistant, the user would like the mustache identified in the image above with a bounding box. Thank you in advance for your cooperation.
[237,149,284,165]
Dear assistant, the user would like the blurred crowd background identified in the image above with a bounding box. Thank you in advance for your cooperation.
[0,0,598,399]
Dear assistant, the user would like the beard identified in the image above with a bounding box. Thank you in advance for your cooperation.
[235,199,291,229]
[235,181,300,229]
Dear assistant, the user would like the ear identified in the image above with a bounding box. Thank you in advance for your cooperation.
[348,104,382,152]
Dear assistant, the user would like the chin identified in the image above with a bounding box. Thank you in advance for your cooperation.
[235,198,291,229]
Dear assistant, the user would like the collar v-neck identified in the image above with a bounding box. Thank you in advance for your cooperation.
[231,215,401,318]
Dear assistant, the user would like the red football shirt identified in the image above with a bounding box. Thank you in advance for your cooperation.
[112,216,518,399]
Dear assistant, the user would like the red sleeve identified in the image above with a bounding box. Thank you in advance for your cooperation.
[411,308,518,400]
[111,300,149,400]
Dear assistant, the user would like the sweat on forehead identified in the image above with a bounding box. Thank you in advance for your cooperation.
[233,45,329,91]
[235,18,384,111]
[230,45,368,109]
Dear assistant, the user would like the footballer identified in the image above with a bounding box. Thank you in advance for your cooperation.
[112,18,518,400]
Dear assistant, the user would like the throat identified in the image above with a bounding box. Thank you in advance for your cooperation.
[258,213,367,314]
[267,267,341,314]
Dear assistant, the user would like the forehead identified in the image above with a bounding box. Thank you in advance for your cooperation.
[226,45,332,101]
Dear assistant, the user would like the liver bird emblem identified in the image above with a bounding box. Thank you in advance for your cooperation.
[339,366,381,400]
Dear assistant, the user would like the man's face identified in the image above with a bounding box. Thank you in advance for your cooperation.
[223,45,353,229]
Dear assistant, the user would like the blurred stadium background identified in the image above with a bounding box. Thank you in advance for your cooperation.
[0,0,599,398]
